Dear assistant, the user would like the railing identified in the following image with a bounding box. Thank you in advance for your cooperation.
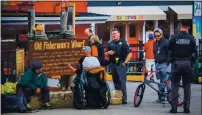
[106,61,144,75]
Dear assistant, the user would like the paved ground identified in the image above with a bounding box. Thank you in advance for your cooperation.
[3,81,201,115]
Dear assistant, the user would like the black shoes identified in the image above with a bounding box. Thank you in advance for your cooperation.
[169,107,190,113]
[169,109,190,113]
[170,103,177,113]
[169,108,177,113]
[122,102,127,104]
[184,109,190,113]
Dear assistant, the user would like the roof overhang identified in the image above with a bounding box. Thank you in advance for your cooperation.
[88,6,167,21]
[1,16,109,25]
[169,5,192,19]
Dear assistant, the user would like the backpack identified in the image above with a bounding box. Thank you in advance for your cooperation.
[92,42,105,66]
[1,94,27,113]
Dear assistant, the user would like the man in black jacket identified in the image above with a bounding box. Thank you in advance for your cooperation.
[153,28,170,103]
[85,28,94,47]
[169,19,197,113]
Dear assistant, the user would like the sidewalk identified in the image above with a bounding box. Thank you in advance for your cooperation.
[3,81,201,115]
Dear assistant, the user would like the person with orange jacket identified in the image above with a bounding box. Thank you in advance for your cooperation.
[90,35,105,66]
[143,33,156,80]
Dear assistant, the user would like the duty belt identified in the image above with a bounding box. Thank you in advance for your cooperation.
[174,57,191,61]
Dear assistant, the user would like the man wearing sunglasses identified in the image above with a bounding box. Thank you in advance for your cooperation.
[153,28,170,104]
[168,20,197,113]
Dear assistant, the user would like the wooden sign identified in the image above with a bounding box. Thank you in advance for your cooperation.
[28,39,87,77]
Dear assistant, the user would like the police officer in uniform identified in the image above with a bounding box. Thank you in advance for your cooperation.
[105,28,132,104]
[168,20,197,113]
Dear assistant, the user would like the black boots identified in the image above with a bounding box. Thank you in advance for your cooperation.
[170,103,190,113]
[184,102,190,113]
[170,108,177,113]
[184,109,190,113]
[170,102,177,113]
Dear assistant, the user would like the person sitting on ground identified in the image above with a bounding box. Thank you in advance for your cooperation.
[17,60,51,109]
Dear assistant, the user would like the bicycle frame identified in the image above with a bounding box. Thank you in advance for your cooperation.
[143,79,169,96]
[142,60,171,96]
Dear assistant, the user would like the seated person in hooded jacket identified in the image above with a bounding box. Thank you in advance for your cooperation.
[17,60,50,108]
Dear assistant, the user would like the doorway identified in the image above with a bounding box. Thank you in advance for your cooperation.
[114,23,126,40]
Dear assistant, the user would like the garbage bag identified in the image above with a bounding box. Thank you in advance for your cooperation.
[1,94,27,113]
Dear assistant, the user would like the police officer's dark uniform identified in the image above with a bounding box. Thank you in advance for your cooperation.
[168,26,197,113]
[107,39,131,103]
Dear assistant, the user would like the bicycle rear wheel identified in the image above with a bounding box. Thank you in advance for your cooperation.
[167,85,184,106]
[134,84,145,107]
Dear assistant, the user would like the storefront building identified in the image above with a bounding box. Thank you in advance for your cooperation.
[87,1,192,44]
[1,1,193,49]
[1,1,197,81]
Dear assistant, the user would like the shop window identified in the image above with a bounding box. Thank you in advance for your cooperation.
[129,24,136,37]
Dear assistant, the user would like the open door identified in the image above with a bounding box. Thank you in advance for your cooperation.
[128,23,139,44]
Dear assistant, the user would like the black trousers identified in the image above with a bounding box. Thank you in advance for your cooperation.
[170,60,192,109]
[111,64,127,102]
[16,84,50,104]
[86,73,101,108]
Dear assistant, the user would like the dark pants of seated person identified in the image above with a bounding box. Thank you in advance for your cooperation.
[86,73,101,108]
[16,84,50,104]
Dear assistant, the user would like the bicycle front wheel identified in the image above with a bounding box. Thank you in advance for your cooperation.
[134,84,145,107]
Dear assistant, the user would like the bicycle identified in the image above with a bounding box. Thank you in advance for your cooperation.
[133,63,184,107]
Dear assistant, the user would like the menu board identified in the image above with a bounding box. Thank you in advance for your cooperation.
[28,39,87,77]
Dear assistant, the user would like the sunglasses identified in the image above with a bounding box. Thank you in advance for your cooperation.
[154,35,161,38]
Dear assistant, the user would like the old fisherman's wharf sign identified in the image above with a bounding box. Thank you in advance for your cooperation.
[28,39,87,77]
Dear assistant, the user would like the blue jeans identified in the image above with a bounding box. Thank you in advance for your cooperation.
[155,63,170,100]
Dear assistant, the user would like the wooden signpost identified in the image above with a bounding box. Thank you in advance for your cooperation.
[28,39,87,78]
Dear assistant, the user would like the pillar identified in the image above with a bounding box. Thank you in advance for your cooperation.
[27,9,35,35]
[125,22,128,41]
[90,23,95,34]
[154,20,158,29]
[143,21,146,44]
[110,22,114,41]
[170,13,174,37]
[60,11,67,33]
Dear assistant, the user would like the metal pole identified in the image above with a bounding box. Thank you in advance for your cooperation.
[193,0,202,82]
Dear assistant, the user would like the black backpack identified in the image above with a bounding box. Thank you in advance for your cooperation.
[93,42,105,66]
[1,94,27,113]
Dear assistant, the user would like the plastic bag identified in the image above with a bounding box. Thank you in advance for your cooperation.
[1,94,27,113]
